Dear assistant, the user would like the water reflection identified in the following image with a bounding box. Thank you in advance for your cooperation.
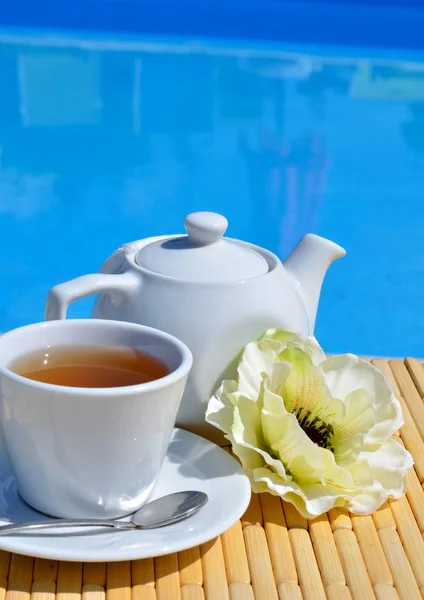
[0,31,424,356]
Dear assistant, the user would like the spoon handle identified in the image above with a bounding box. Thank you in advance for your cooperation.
[0,519,136,535]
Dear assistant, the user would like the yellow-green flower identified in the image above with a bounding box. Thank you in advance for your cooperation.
[206,329,413,518]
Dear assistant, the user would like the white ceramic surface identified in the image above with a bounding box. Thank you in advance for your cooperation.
[45,211,345,440]
[136,212,269,281]
[0,428,251,562]
[0,319,192,519]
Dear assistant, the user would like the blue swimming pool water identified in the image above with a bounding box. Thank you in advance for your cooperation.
[1,3,424,358]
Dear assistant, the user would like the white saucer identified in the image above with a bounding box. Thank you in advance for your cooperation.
[0,428,251,562]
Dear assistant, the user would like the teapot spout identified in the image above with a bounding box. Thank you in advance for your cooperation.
[284,234,346,333]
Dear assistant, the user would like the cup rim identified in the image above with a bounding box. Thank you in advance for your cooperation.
[0,319,193,397]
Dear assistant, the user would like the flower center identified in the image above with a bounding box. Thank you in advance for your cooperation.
[293,407,334,450]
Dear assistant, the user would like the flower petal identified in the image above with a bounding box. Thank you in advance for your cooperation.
[266,361,292,400]
[347,489,389,515]
[262,382,289,417]
[273,346,345,424]
[261,411,327,482]
[321,355,403,443]
[346,459,375,488]
[205,380,238,434]
[228,436,265,473]
[251,466,349,518]
[231,402,287,478]
[237,339,283,398]
[333,389,375,464]
[232,397,263,449]
[261,328,326,365]
[366,439,413,497]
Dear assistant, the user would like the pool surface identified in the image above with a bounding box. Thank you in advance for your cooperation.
[1,2,424,357]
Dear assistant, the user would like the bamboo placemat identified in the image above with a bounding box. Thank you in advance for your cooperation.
[2,357,424,600]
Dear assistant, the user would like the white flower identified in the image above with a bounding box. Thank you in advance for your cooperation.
[206,329,413,518]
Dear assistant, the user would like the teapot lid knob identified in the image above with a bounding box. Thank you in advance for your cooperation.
[136,210,269,282]
[184,212,228,246]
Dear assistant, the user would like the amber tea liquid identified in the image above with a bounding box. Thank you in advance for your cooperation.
[9,345,170,388]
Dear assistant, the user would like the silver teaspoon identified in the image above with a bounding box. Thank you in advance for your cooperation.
[0,491,208,535]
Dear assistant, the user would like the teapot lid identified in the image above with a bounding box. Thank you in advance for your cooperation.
[135,212,269,282]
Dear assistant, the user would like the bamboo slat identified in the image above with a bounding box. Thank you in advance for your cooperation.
[405,358,424,398]
[200,538,228,600]
[333,529,375,600]
[154,555,180,600]
[33,562,58,584]
[283,504,308,530]
[0,554,10,583]
[351,515,392,585]
[373,584,400,600]
[378,528,421,600]
[31,581,56,600]
[288,529,326,600]
[395,396,424,482]
[221,522,250,585]
[372,502,396,531]
[1,356,424,600]
[240,495,262,528]
[179,584,204,600]
[56,563,82,600]
[131,562,154,589]
[328,508,352,530]
[6,555,33,600]
[388,495,424,588]
[81,584,104,600]
[228,583,254,600]
[178,549,202,587]
[390,360,424,438]
[277,583,303,600]
[325,583,352,600]
[131,585,156,600]
[243,526,277,600]
[406,466,424,533]
[259,494,297,585]
[309,514,345,586]
[83,566,106,589]
[0,579,7,600]
[106,563,131,600]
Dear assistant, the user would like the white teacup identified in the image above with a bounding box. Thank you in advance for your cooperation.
[0,319,192,519]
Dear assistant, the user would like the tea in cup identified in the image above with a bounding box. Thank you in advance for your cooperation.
[0,319,192,519]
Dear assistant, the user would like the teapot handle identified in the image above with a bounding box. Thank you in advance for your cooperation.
[45,273,139,321]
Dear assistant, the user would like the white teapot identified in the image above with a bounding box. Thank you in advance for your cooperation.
[46,212,345,441]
